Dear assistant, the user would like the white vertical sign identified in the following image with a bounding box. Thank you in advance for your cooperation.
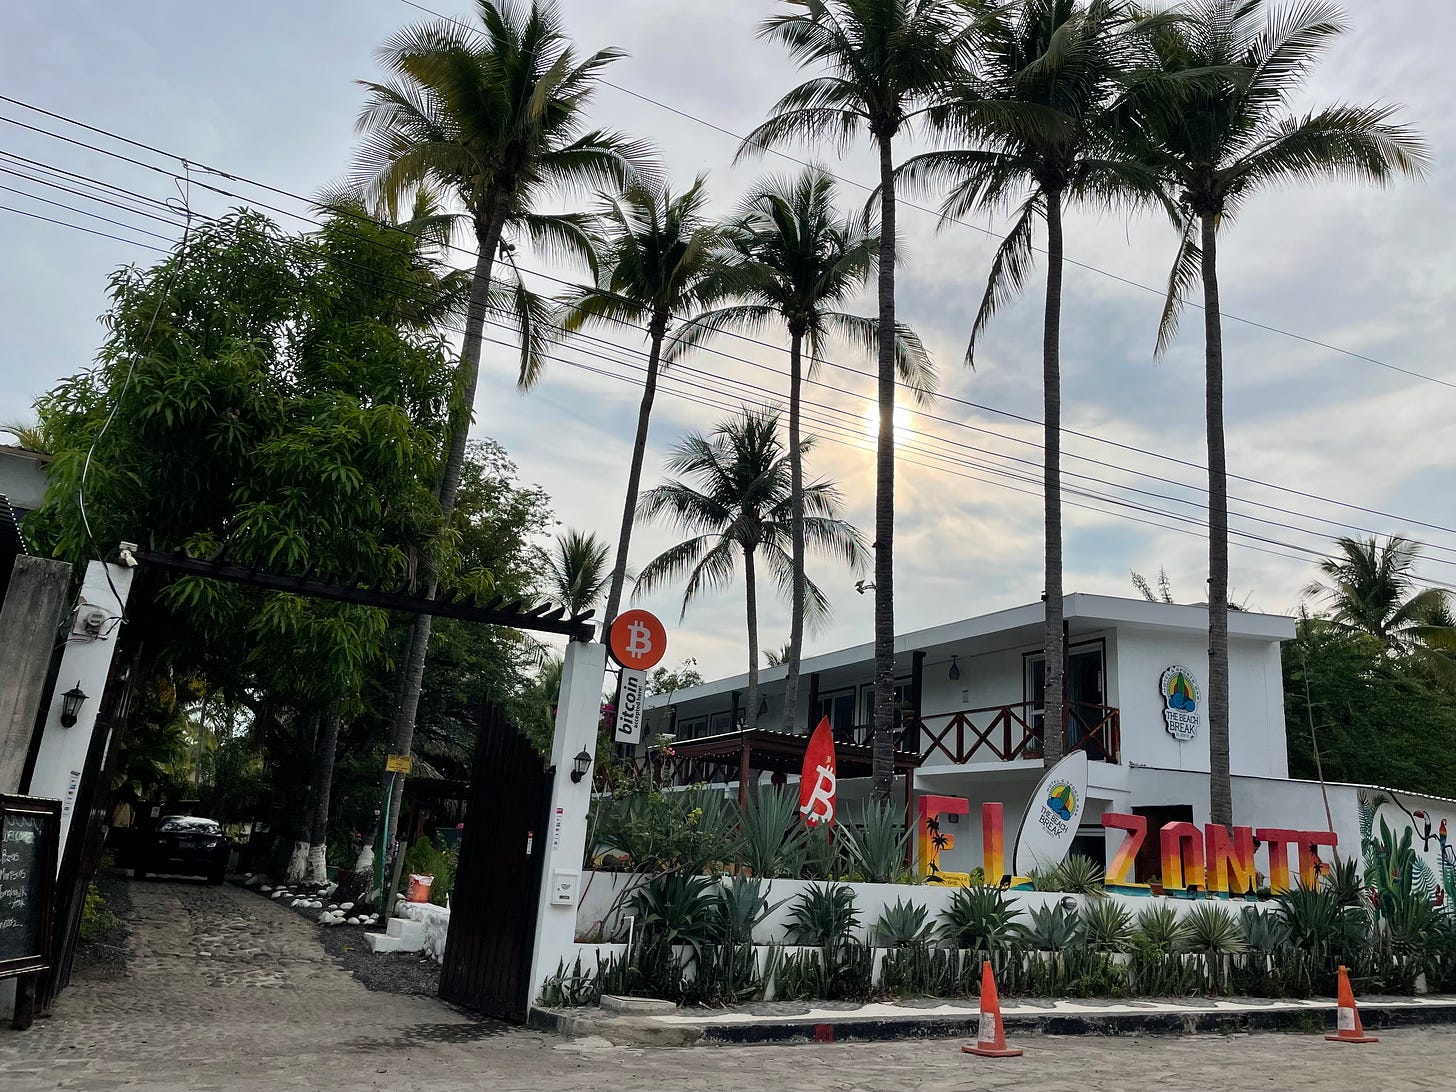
[615,668,647,745]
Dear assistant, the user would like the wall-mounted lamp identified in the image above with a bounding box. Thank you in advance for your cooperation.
[758,695,768,716]
[570,748,593,783]
[948,655,960,682]
[1059,895,1078,911]
[60,682,88,728]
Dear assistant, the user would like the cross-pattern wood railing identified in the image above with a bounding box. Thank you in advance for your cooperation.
[914,701,1120,765]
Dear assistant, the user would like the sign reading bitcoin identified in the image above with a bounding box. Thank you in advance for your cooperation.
[607,609,668,672]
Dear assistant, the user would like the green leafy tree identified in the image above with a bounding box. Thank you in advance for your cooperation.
[1142,0,1427,826]
[29,208,460,880]
[747,0,975,796]
[900,0,1171,768]
[634,408,867,727]
[1285,615,1456,800]
[558,176,732,639]
[670,166,932,734]
[351,0,646,855]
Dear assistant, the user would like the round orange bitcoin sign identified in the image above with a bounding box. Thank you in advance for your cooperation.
[608,609,668,671]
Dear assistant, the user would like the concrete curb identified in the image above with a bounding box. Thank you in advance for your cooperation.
[530,1000,1456,1048]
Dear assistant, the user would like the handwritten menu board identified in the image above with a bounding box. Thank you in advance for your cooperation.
[0,795,60,978]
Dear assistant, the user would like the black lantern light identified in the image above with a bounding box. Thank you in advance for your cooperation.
[948,655,961,681]
[60,682,88,728]
[758,695,768,716]
[570,748,593,783]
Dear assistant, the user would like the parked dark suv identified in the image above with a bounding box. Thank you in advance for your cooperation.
[134,816,230,884]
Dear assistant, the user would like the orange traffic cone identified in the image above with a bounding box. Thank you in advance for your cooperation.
[1325,965,1379,1044]
[962,960,1022,1058]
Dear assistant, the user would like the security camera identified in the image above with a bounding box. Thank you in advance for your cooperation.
[117,541,138,568]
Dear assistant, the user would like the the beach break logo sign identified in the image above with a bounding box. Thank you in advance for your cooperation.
[1160,665,1202,742]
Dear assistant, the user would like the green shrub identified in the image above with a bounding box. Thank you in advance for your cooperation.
[873,898,934,948]
[786,882,859,947]
[739,789,808,878]
[940,885,1018,951]
[837,802,912,884]
[1080,898,1134,952]
[1017,903,1081,951]
[79,882,116,944]
[399,834,454,905]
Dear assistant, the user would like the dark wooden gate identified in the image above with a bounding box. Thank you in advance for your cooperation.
[438,701,554,1023]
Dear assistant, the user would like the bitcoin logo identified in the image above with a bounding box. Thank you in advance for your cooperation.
[625,621,652,657]
[609,609,667,670]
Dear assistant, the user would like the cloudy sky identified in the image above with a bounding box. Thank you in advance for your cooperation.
[4,0,1455,681]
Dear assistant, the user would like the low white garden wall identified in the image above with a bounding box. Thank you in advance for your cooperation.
[575,870,1268,947]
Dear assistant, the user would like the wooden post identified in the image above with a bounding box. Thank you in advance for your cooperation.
[738,741,751,809]
[0,556,73,793]
[909,650,925,754]
[804,673,819,734]
[10,974,36,1031]
[730,690,740,728]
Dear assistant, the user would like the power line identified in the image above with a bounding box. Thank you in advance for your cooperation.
[5,95,1454,547]
[12,190,1456,598]
[8,137,1456,574]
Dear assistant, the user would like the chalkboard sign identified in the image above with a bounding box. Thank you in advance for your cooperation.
[0,794,60,979]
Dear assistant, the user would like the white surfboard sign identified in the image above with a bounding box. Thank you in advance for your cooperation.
[1012,750,1090,875]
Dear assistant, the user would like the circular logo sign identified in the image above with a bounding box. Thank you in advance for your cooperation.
[1160,665,1202,741]
[608,609,668,671]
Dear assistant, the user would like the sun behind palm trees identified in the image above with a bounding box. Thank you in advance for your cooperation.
[633,408,868,729]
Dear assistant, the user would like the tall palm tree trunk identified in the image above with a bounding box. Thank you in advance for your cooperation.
[601,312,669,639]
[782,328,807,734]
[305,700,344,884]
[1201,211,1232,828]
[1041,188,1066,770]
[376,201,507,885]
[744,544,761,731]
[870,134,898,800]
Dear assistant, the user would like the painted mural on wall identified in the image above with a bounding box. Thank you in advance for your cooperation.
[1359,789,1456,908]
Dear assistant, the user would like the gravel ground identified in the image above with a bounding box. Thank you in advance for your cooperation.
[74,867,133,980]
[235,879,443,997]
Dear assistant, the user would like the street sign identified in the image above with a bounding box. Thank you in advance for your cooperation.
[614,668,647,745]
[607,609,667,672]
[385,754,413,774]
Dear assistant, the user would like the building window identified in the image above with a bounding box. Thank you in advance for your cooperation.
[709,710,732,734]
[815,687,857,740]
[1023,642,1106,756]
[676,716,706,740]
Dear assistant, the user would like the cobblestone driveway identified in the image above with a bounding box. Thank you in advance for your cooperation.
[3,878,1454,1090]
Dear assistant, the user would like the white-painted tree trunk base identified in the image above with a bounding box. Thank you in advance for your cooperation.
[284,840,309,884]
[304,844,328,885]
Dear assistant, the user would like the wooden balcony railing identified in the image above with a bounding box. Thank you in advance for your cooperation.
[915,701,1121,766]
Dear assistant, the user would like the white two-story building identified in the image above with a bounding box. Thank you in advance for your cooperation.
[640,593,1424,884]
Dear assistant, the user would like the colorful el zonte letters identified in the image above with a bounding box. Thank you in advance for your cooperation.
[915,795,1339,896]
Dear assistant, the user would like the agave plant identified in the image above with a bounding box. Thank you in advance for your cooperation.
[1055,854,1107,896]
[1133,903,1190,955]
[1018,903,1082,952]
[1240,908,1290,953]
[1277,886,1370,956]
[1184,904,1245,955]
[1079,898,1134,953]
[873,898,934,948]
[786,882,860,947]
[1322,854,1365,908]
[630,874,720,962]
[838,801,913,883]
[940,886,1019,951]
[710,878,786,946]
[739,788,809,878]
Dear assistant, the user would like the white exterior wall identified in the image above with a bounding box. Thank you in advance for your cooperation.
[1112,629,1288,779]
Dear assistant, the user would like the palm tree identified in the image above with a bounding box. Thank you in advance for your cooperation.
[898,0,1169,769]
[543,527,612,616]
[634,408,868,728]
[669,167,933,734]
[746,0,975,797]
[1306,536,1450,654]
[1143,0,1427,826]
[558,176,733,640]
[350,0,645,862]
